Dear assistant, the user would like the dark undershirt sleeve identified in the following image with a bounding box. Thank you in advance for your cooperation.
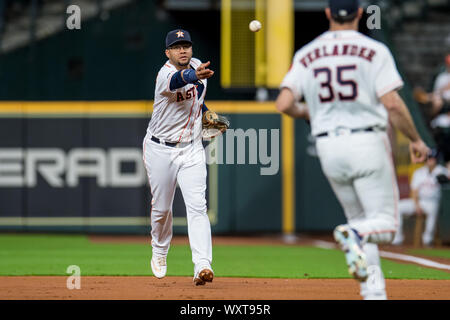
[169,69,198,91]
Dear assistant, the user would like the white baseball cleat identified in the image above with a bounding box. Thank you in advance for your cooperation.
[193,267,214,286]
[333,225,368,282]
[151,255,167,279]
[363,292,387,300]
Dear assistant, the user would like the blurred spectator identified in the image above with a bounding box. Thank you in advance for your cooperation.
[392,148,449,247]
[412,54,450,123]
[431,53,450,116]
[431,107,450,167]
[427,54,450,168]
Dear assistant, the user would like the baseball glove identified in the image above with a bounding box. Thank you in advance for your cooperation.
[202,110,230,140]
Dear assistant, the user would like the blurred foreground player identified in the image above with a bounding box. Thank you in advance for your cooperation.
[276,0,429,299]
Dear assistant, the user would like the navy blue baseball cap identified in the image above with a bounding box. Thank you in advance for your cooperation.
[329,0,360,18]
[165,29,192,48]
[428,148,440,159]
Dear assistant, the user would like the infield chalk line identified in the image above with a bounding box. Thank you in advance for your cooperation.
[378,251,450,271]
[312,240,450,271]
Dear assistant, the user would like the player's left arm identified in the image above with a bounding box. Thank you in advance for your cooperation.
[376,46,429,163]
[276,88,309,119]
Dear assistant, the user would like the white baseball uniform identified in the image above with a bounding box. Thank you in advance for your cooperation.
[143,57,212,275]
[393,164,448,245]
[281,29,404,299]
[433,71,450,102]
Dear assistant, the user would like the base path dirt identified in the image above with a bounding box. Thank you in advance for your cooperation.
[0,277,448,300]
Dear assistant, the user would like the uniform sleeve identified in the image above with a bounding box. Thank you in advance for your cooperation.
[157,67,177,95]
[433,73,446,93]
[375,46,404,98]
[190,57,207,100]
[190,57,202,67]
[280,55,303,101]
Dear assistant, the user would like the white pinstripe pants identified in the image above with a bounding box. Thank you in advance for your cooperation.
[316,130,399,244]
[143,134,212,273]
[316,130,398,298]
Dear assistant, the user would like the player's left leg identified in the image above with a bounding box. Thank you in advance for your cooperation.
[420,200,440,246]
[177,142,213,285]
[392,198,416,245]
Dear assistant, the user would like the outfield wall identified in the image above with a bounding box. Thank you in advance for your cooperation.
[0,101,345,235]
[439,187,450,243]
[0,101,447,238]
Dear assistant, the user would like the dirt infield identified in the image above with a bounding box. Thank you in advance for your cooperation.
[0,276,448,300]
[2,235,448,300]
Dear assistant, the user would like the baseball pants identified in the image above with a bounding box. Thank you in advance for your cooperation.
[143,134,212,273]
[316,130,399,244]
[393,198,440,245]
[316,130,399,298]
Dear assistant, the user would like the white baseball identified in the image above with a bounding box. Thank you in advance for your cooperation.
[249,20,262,32]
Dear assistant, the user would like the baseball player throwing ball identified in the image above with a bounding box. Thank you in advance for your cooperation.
[143,29,216,285]
[276,0,430,299]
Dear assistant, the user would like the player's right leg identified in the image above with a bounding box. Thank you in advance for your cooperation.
[143,134,179,278]
[316,136,368,282]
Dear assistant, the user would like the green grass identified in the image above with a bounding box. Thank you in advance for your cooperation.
[0,234,449,280]
[407,248,450,260]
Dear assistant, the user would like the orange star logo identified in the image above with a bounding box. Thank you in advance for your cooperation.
[176,31,184,38]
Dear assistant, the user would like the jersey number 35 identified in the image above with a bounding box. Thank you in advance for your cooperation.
[313,65,358,103]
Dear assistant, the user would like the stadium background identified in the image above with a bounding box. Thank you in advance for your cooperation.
[0,0,449,241]
[0,0,449,301]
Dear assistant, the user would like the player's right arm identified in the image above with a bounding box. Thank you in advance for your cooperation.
[169,61,214,91]
[276,88,310,119]
[276,53,309,119]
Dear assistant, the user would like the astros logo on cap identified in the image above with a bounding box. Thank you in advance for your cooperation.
[176,30,184,38]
